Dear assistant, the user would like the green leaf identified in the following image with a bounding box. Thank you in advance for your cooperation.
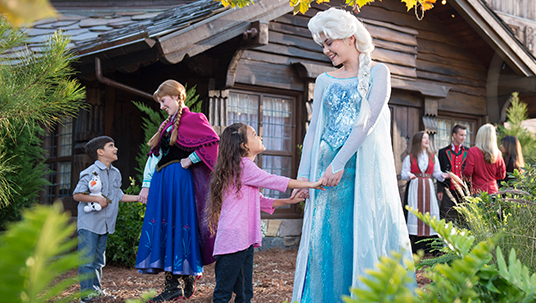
[0,202,81,303]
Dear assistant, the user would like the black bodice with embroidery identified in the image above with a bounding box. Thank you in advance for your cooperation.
[157,131,191,168]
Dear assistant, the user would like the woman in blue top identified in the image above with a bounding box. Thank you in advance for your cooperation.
[291,8,415,302]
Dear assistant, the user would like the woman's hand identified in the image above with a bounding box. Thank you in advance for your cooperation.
[441,173,450,179]
[139,187,149,204]
[292,177,310,200]
[181,157,193,169]
[322,164,343,187]
[409,173,417,180]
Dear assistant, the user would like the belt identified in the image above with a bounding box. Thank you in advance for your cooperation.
[414,173,432,178]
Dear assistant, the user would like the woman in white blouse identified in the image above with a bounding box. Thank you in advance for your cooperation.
[401,131,449,254]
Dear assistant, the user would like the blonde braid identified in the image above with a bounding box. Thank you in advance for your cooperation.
[148,116,171,148]
[169,105,184,145]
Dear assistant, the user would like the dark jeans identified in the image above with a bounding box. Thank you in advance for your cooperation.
[213,245,254,303]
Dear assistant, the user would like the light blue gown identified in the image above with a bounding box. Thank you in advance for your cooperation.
[292,64,415,302]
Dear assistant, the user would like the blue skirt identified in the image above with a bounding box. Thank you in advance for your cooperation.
[135,163,203,275]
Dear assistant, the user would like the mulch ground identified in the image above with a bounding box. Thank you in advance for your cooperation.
[58,248,430,303]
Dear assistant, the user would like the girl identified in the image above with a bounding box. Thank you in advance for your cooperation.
[401,131,449,254]
[207,122,323,303]
[500,135,525,185]
[464,123,506,194]
[291,8,415,302]
[135,80,219,302]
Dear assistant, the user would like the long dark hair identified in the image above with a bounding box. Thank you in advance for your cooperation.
[410,131,434,163]
[206,123,249,233]
[501,135,525,170]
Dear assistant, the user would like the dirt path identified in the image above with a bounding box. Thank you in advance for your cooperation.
[60,248,429,302]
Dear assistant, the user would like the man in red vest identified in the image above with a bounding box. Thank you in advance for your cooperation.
[437,124,468,223]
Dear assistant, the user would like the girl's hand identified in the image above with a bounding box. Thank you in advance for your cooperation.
[181,157,193,169]
[321,165,343,187]
[139,187,149,204]
[409,173,417,180]
[311,178,325,190]
[292,177,310,200]
[286,194,306,204]
[441,173,450,179]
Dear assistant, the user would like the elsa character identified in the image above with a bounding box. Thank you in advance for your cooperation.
[291,7,416,302]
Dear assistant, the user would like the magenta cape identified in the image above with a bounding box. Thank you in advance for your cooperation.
[151,107,219,265]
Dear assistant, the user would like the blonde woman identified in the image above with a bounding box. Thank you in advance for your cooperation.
[291,8,414,302]
[463,123,506,194]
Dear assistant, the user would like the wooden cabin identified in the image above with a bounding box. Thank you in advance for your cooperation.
[15,0,536,223]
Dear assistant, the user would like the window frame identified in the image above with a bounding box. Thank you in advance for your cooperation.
[228,86,303,219]
[435,112,482,149]
[41,118,74,205]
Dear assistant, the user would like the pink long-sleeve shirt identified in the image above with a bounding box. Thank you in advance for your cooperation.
[213,157,290,256]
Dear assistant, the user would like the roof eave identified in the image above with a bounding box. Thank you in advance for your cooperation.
[450,0,536,77]
[157,0,293,64]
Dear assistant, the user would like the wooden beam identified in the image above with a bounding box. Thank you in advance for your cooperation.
[158,0,292,64]
[391,76,452,98]
[449,0,536,76]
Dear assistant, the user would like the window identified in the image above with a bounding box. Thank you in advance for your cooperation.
[228,91,296,201]
[42,119,73,204]
[435,116,476,149]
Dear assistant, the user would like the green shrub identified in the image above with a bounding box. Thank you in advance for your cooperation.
[497,92,536,165]
[0,202,81,303]
[0,124,50,229]
[344,208,536,302]
[106,177,146,267]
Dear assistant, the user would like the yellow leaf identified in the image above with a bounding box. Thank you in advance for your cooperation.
[316,0,329,4]
[401,0,418,11]
[346,0,375,9]
[421,0,436,11]
[291,0,312,15]
[0,0,56,26]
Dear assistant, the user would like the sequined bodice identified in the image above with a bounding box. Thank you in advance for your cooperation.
[322,80,361,149]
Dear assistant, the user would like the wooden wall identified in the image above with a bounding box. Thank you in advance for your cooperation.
[231,0,489,191]
[483,0,536,22]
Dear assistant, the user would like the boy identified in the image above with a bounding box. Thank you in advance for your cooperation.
[73,136,138,302]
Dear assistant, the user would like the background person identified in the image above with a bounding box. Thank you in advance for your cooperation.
[463,123,506,195]
[437,124,468,223]
[401,131,449,254]
[499,135,525,185]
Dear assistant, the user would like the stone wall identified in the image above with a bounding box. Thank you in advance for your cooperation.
[257,219,303,251]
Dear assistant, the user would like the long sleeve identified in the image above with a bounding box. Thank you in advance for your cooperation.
[142,153,162,188]
[242,158,290,192]
[73,169,92,194]
[401,155,413,180]
[297,76,326,179]
[260,195,275,214]
[330,64,391,173]
[463,148,476,178]
[432,155,445,182]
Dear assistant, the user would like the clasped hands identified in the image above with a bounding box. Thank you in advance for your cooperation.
[291,164,342,200]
